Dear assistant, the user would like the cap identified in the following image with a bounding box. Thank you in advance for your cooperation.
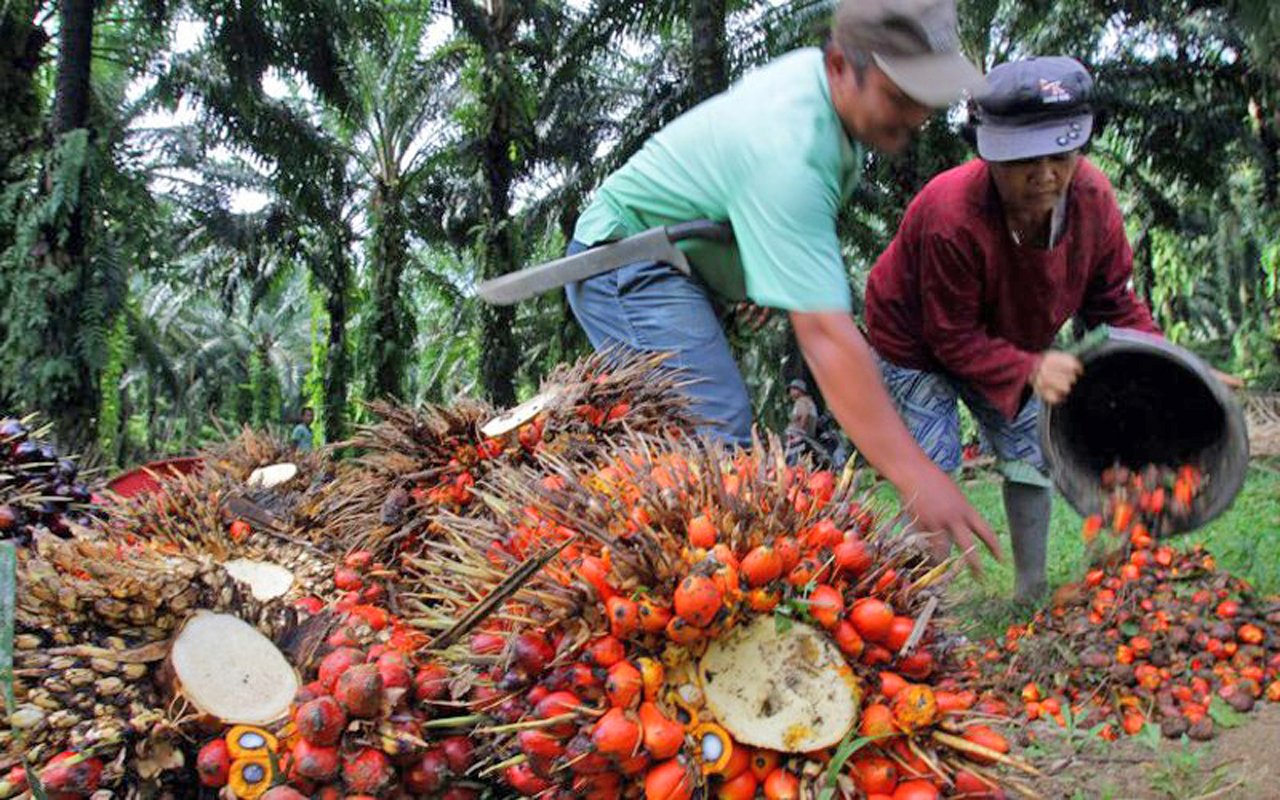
[974,56,1094,162]
[788,379,809,394]
[832,0,984,107]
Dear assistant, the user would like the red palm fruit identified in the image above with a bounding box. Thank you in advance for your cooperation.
[440,788,481,800]
[763,767,800,800]
[807,519,843,548]
[720,741,751,779]
[898,649,934,679]
[666,615,706,645]
[747,587,781,612]
[377,660,412,707]
[470,631,504,655]
[565,734,612,775]
[833,534,873,576]
[861,644,894,666]
[592,707,643,756]
[741,545,783,587]
[879,671,908,700]
[608,596,641,639]
[520,729,567,759]
[342,749,393,794]
[196,739,231,787]
[606,660,643,708]
[675,575,722,627]
[638,599,674,633]
[851,598,894,643]
[506,762,554,795]
[402,748,451,794]
[688,514,717,549]
[807,471,836,504]
[335,664,383,718]
[775,537,802,571]
[884,616,915,652]
[41,753,103,798]
[228,519,251,541]
[639,701,685,760]
[260,789,308,800]
[535,691,582,737]
[579,554,617,601]
[832,620,865,658]
[852,756,898,795]
[513,632,556,673]
[961,726,1009,763]
[892,779,940,799]
[860,703,898,738]
[588,635,627,667]
[318,647,364,692]
[334,566,363,591]
[344,550,374,572]
[645,758,694,800]
[293,740,340,782]
[718,769,758,800]
[808,584,843,628]
[749,749,780,782]
[441,735,476,773]
[619,752,652,776]
[574,769,622,796]
[296,696,347,746]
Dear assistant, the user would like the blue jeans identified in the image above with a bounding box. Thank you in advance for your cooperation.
[564,240,752,447]
[875,354,1049,487]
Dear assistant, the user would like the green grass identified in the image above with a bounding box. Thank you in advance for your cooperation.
[933,462,1280,639]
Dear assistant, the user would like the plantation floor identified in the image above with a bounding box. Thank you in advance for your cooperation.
[1009,699,1280,798]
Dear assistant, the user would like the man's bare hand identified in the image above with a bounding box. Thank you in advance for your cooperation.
[731,301,772,333]
[898,463,1002,577]
[1031,350,1083,404]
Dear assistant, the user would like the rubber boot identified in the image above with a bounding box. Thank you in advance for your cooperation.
[1003,482,1052,601]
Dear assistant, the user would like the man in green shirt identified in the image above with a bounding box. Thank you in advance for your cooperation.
[568,0,1000,570]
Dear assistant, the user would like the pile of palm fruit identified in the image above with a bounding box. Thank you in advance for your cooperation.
[974,462,1280,744]
[0,415,94,543]
[0,352,1039,798]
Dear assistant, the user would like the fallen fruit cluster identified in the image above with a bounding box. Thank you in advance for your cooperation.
[978,462,1280,743]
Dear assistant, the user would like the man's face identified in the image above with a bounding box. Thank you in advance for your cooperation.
[302,409,314,424]
[987,152,1082,217]
[826,48,933,154]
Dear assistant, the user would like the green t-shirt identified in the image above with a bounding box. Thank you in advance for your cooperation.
[291,423,313,452]
[573,48,863,312]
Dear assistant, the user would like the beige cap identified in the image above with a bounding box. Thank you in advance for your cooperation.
[832,0,984,107]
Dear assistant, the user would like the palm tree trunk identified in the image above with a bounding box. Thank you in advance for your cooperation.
[477,29,519,408]
[368,182,413,400]
[689,0,727,103]
[323,252,352,443]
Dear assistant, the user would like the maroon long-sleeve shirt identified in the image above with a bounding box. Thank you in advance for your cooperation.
[865,158,1159,419]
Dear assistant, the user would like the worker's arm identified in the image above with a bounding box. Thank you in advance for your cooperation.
[791,310,1002,573]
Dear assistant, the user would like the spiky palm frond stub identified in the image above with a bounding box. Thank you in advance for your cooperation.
[391,433,1032,798]
[310,350,700,563]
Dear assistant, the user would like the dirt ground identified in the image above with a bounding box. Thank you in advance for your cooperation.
[1011,701,1280,799]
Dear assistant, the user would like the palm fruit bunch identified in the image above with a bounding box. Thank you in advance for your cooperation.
[192,549,487,799]
[100,465,336,606]
[3,530,315,796]
[977,460,1280,746]
[399,434,1035,800]
[201,424,336,525]
[0,415,93,543]
[303,350,700,564]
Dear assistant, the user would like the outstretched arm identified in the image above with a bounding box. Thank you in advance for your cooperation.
[791,310,1002,574]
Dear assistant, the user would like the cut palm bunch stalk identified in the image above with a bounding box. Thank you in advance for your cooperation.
[397,433,1035,799]
[0,415,96,544]
[975,462,1280,745]
[2,531,318,796]
[200,425,336,533]
[304,349,700,564]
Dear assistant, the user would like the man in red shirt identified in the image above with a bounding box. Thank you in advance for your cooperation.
[865,57,1159,600]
